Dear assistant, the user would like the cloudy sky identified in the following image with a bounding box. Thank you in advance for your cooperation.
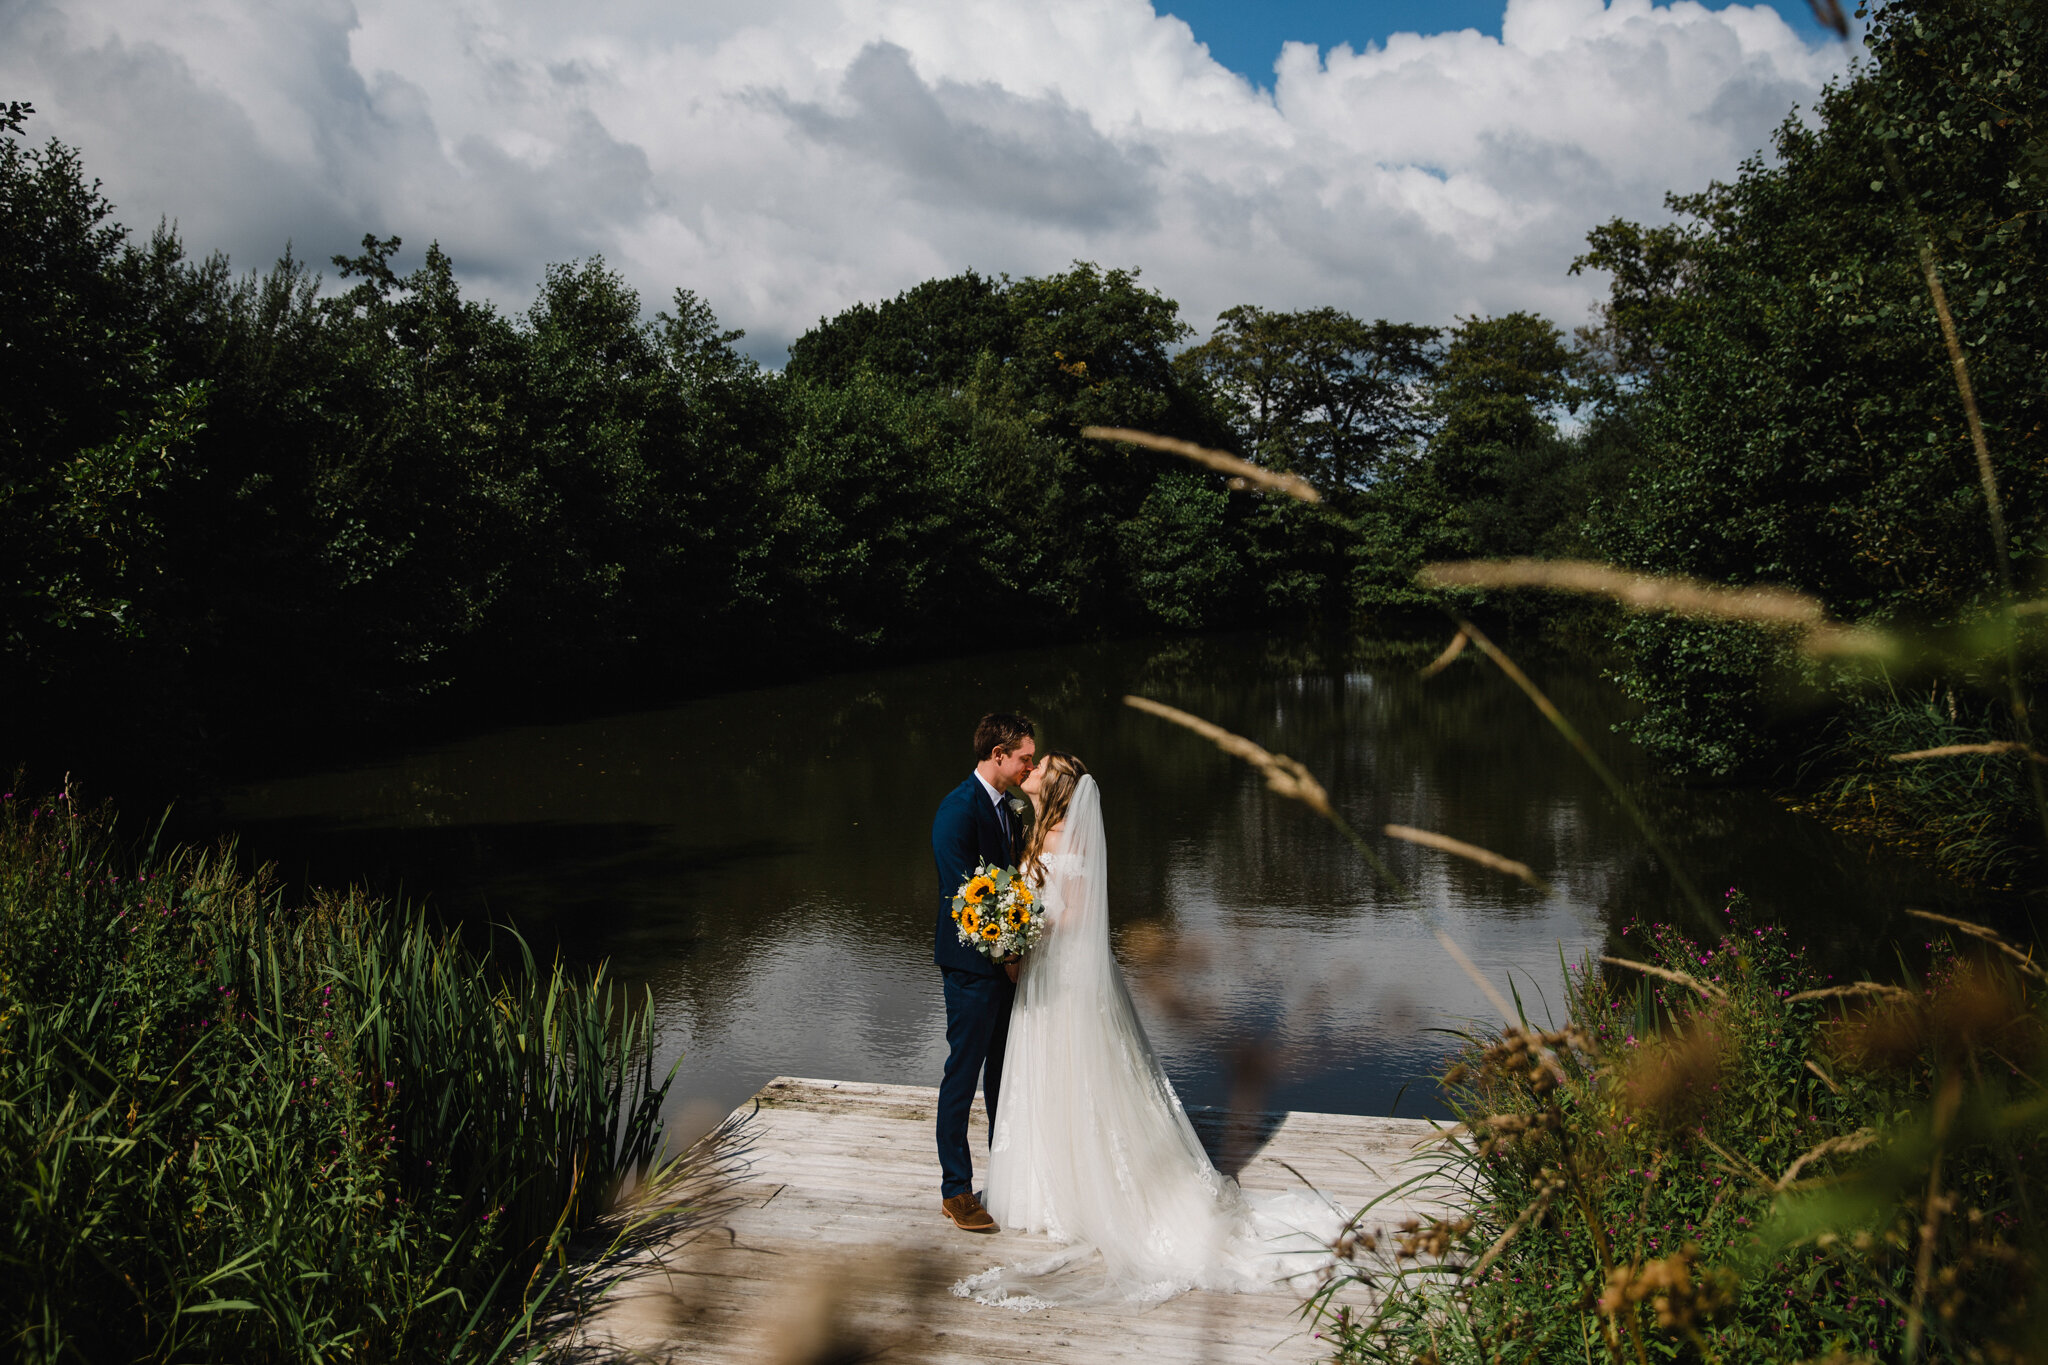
[4,0,1853,362]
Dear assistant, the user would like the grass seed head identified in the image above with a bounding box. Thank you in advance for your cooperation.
[1122,695,1332,816]
[1618,1014,1730,1131]
[1598,1245,1736,1331]
[1417,558,1892,656]
[1394,1215,1475,1261]
[1829,959,2036,1073]
[1080,425,1323,503]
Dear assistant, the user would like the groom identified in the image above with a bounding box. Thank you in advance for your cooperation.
[931,712,1036,1233]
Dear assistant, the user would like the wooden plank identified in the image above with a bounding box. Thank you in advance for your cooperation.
[564,1076,1451,1364]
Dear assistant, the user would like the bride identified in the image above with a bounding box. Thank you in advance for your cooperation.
[960,752,1339,1308]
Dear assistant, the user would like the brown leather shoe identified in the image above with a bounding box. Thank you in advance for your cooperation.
[942,1192,999,1233]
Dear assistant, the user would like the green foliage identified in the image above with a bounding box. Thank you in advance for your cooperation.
[1605,618,1812,777]
[1117,470,1241,631]
[1003,260,1195,436]
[0,127,210,759]
[765,373,977,651]
[783,269,1014,392]
[1296,309,1616,617]
[1582,0,2048,779]
[1313,900,2047,1364]
[1175,305,1439,495]
[0,789,679,1362]
[1571,217,1702,381]
[1,103,793,785]
[1804,678,2041,886]
[1422,312,1588,556]
[769,258,1270,641]
[1465,415,1634,565]
[0,107,1367,793]
[1427,313,1586,480]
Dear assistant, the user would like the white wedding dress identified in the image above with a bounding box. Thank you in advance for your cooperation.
[957,776,1341,1309]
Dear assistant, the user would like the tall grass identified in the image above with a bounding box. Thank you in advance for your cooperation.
[1804,683,2039,888]
[0,786,688,1362]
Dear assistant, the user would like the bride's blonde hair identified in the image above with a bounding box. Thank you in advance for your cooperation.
[1022,751,1089,884]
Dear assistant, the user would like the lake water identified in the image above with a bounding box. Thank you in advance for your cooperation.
[227,631,1988,1135]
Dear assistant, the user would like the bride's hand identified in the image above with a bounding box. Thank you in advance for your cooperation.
[1004,959,1021,984]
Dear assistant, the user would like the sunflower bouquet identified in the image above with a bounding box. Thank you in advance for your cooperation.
[950,860,1042,961]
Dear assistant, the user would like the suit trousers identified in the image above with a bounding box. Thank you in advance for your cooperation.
[936,965,1014,1198]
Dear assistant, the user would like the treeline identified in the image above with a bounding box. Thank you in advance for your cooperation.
[0,92,1584,803]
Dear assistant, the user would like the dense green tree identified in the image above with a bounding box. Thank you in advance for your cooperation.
[1,107,214,784]
[1569,218,1701,382]
[299,237,536,709]
[1327,311,1591,591]
[1115,470,1242,630]
[1176,306,1439,496]
[996,262,1228,626]
[1,103,794,792]
[1000,262,1194,433]
[1423,312,1584,508]
[1580,0,2048,776]
[783,270,1014,391]
[785,261,1248,634]
[764,373,981,652]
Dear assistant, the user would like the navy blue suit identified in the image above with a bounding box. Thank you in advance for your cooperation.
[932,775,1022,1197]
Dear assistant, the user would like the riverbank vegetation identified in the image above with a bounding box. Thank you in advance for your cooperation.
[0,785,689,1362]
[1130,604,2047,1361]
[1130,626,2048,1361]
[1310,902,2047,1363]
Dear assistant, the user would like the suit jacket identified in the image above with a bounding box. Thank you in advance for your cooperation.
[932,775,1024,976]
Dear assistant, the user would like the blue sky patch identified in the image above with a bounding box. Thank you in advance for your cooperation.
[1162,1,1842,85]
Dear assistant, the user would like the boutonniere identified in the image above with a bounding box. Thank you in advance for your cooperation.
[1006,794,1031,822]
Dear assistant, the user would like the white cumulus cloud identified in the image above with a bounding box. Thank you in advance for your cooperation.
[1,0,1848,359]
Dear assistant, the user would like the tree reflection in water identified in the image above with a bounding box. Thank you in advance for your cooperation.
[229,631,1996,1129]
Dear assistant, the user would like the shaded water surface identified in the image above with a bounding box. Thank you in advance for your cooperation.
[229,633,1990,1130]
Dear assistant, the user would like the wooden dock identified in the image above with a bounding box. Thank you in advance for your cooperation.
[569,1077,1447,1364]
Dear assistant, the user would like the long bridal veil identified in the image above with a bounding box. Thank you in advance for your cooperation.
[965,776,1339,1308]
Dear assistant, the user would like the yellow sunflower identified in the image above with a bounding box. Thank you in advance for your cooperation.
[1004,905,1027,931]
[958,906,981,936]
[979,919,1002,942]
[1012,882,1034,906]
[962,875,996,906]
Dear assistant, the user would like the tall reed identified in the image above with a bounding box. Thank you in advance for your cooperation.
[0,787,689,1363]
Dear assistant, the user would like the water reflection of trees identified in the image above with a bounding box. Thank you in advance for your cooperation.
[231,629,2001,1076]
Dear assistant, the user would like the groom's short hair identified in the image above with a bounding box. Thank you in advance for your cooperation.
[973,712,1034,761]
